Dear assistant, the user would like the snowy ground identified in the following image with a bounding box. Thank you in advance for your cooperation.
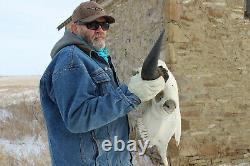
[0,88,39,107]
[0,136,45,159]
[0,76,50,165]
[0,76,39,107]
[0,108,13,122]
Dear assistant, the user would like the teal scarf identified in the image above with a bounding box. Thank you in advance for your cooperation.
[96,48,109,63]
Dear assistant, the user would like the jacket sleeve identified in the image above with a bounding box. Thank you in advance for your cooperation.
[52,54,141,133]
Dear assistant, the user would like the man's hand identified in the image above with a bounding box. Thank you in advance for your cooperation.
[128,73,165,102]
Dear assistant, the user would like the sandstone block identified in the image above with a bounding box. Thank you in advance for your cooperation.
[164,0,182,22]
[208,7,225,18]
[168,23,189,43]
[199,144,219,156]
[167,43,177,64]
[181,118,190,131]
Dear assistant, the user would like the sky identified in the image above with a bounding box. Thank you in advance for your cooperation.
[0,0,87,76]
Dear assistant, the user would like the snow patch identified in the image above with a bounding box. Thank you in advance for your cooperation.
[10,89,38,101]
[0,89,39,107]
[0,136,45,159]
[0,109,13,122]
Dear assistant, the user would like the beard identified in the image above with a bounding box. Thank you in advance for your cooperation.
[85,32,106,51]
[91,38,105,51]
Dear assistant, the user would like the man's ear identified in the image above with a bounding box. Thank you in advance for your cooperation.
[70,23,78,34]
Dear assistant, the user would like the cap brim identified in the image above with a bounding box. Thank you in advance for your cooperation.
[57,13,115,31]
[79,14,115,24]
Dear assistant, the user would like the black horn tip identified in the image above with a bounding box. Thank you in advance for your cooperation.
[141,29,165,80]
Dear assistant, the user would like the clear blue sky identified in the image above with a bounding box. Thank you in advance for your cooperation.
[0,0,87,76]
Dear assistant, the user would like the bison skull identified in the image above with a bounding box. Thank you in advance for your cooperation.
[128,30,181,166]
[136,60,181,166]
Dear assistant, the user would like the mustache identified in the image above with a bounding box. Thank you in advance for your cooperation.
[95,32,105,39]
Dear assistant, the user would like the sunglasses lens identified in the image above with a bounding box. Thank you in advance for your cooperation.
[101,23,110,31]
[86,22,99,30]
[86,22,110,31]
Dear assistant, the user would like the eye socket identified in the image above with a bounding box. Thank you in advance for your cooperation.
[131,70,139,76]
[155,90,164,103]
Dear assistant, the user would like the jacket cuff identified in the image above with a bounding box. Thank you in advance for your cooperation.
[116,85,141,108]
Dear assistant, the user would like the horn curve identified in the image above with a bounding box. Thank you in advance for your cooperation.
[141,30,165,80]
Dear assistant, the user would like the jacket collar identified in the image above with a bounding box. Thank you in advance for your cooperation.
[50,30,93,59]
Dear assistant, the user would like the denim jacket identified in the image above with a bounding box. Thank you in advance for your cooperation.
[40,34,141,165]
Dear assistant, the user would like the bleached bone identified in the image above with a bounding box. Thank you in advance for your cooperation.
[129,31,181,166]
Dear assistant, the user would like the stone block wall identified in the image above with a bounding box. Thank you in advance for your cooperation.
[168,0,250,165]
[95,0,250,165]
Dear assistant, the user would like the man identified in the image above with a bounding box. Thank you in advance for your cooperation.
[40,1,165,165]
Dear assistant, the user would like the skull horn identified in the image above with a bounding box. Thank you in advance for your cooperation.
[141,30,165,80]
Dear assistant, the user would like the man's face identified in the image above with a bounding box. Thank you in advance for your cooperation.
[76,17,107,50]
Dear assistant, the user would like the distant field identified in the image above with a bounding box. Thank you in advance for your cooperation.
[0,76,50,166]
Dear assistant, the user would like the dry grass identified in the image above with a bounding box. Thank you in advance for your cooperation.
[1,96,46,141]
[0,149,51,166]
[0,76,51,165]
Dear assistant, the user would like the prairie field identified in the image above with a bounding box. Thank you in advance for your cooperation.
[0,76,50,166]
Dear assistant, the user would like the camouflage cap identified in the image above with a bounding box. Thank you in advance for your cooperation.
[57,1,115,31]
[72,1,115,23]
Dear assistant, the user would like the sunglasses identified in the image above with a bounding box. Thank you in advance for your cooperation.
[76,20,110,31]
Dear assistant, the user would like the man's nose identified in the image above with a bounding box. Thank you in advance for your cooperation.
[96,25,104,32]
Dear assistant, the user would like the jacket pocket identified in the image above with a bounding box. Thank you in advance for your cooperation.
[91,69,111,95]
[91,68,111,83]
